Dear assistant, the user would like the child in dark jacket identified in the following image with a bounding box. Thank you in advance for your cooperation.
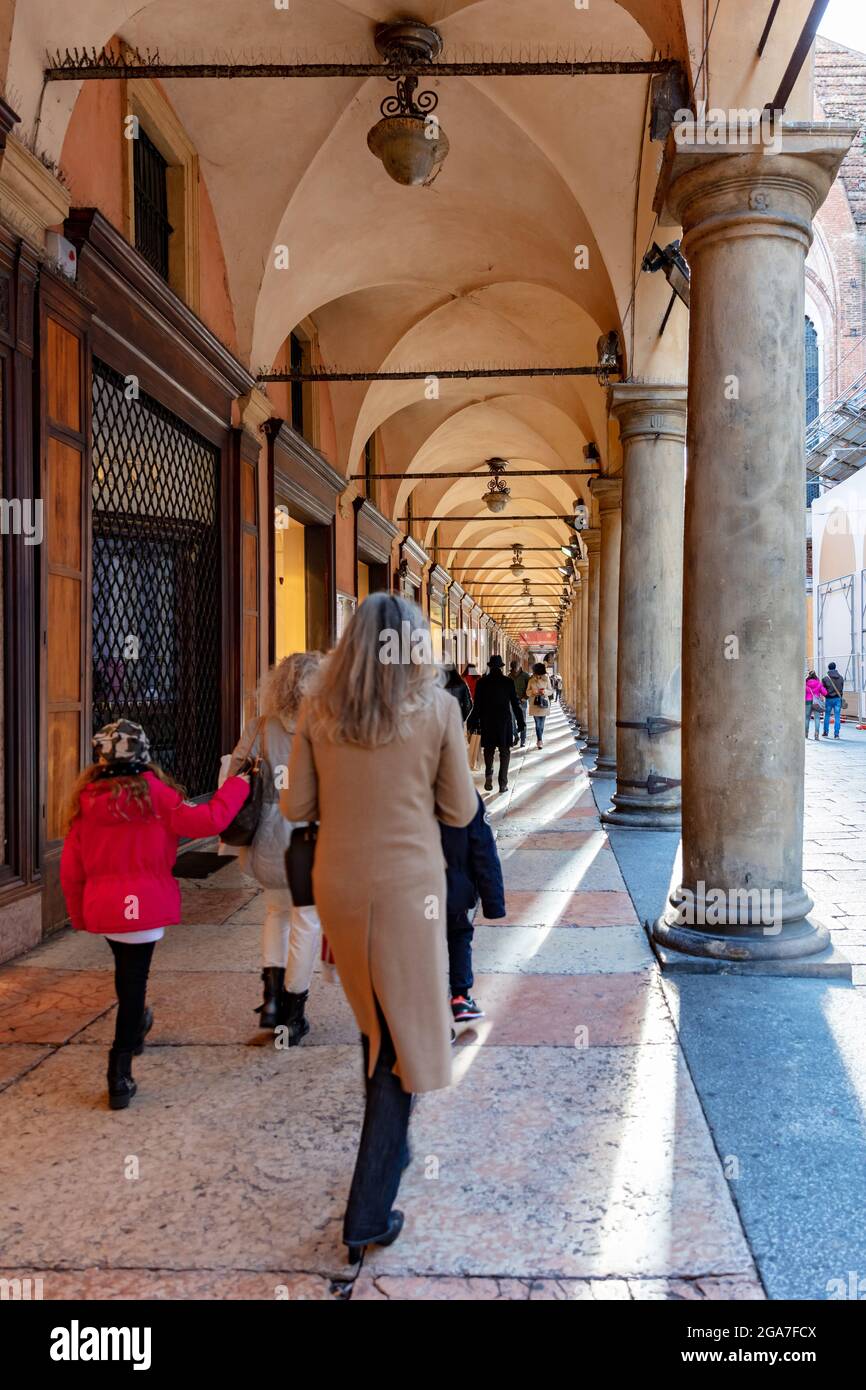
[60,719,250,1111]
[439,792,506,1023]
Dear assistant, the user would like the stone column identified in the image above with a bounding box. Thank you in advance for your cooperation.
[603,386,686,827]
[589,481,622,777]
[582,530,601,749]
[653,125,855,968]
[576,558,589,735]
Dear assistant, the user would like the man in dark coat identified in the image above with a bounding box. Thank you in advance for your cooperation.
[469,654,525,792]
[439,792,506,1022]
[822,662,844,739]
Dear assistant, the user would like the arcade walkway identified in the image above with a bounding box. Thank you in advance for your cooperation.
[2,704,866,1300]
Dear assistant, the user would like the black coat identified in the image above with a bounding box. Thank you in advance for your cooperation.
[443,670,473,723]
[468,670,525,748]
[824,670,844,698]
[439,793,506,920]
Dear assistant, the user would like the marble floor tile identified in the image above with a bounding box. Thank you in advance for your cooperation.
[0,968,116,1043]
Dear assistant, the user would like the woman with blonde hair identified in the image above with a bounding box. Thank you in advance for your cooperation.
[228,651,322,1041]
[283,593,476,1262]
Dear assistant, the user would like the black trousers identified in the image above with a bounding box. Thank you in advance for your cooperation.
[106,939,155,1052]
[483,740,511,788]
[344,1004,412,1244]
[447,910,474,997]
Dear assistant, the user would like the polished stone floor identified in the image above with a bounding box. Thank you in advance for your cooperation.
[1,704,864,1300]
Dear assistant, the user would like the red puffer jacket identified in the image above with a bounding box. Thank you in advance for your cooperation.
[60,771,250,934]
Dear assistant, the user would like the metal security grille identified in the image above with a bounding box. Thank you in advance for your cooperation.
[133,127,173,278]
[91,359,221,795]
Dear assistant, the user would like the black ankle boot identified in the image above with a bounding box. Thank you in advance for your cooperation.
[345,1210,404,1266]
[107,1050,137,1111]
[278,989,310,1046]
[255,967,285,1030]
[133,1007,154,1057]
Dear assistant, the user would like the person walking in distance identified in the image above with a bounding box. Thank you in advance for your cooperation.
[228,651,322,1042]
[508,658,530,748]
[526,662,554,749]
[822,662,845,740]
[283,594,476,1263]
[469,654,526,793]
[60,720,250,1110]
[442,661,473,724]
[805,670,828,742]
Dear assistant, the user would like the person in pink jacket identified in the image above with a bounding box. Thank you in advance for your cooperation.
[61,719,250,1110]
[805,671,828,742]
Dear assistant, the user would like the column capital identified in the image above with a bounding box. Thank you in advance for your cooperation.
[575,557,588,579]
[656,122,856,260]
[590,477,622,513]
[236,386,273,434]
[610,382,687,444]
[581,527,601,556]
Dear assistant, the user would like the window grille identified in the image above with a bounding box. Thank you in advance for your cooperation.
[134,127,173,279]
[91,359,221,795]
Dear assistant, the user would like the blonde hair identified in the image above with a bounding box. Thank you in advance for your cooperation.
[307,593,438,747]
[259,651,322,724]
[65,762,185,833]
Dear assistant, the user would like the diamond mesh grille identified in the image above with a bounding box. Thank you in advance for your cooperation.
[91,359,221,795]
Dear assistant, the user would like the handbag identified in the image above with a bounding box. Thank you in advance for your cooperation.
[220,720,269,846]
[286,822,318,906]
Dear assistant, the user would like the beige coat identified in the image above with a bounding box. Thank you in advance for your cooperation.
[282,686,477,1093]
[526,673,553,717]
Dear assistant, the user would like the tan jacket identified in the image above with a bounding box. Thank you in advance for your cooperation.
[282,686,477,1093]
[526,674,553,717]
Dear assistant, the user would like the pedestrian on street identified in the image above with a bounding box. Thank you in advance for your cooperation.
[552,672,562,703]
[508,658,530,747]
[461,664,479,700]
[440,792,506,1028]
[283,593,477,1264]
[527,663,554,748]
[822,662,845,739]
[443,662,473,723]
[60,720,250,1111]
[805,670,828,742]
[469,654,526,792]
[228,651,323,1042]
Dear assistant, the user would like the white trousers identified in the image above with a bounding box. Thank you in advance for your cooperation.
[261,889,321,992]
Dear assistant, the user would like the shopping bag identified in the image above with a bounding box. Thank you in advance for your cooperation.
[468,732,482,771]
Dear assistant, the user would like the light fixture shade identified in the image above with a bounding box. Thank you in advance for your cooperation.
[483,489,508,513]
[367,116,450,186]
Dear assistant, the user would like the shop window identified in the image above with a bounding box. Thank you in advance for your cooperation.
[274,511,307,659]
[124,78,200,310]
[357,561,370,603]
[91,360,220,796]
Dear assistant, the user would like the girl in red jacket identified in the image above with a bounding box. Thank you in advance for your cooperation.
[61,719,250,1110]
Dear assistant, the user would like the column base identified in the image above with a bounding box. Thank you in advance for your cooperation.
[602,803,681,830]
[584,737,599,751]
[651,911,849,977]
[588,756,616,778]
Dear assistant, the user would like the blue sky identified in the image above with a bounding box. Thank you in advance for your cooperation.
[819,0,866,54]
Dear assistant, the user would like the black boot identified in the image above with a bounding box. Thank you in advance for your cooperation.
[133,1007,154,1057]
[255,967,285,1030]
[278,989,310,1046]
[345,1210,404,1266]
[107,1049,137,1111]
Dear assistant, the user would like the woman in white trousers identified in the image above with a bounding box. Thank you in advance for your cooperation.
[228,652,322,1043]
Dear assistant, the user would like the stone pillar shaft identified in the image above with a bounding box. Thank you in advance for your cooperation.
[582,531,601,748]
[589,480,622,777]
[604,387,686,827]
[576,559,589,733]
[653,128,855,967]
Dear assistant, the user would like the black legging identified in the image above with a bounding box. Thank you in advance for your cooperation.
[107,939,156,1052]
